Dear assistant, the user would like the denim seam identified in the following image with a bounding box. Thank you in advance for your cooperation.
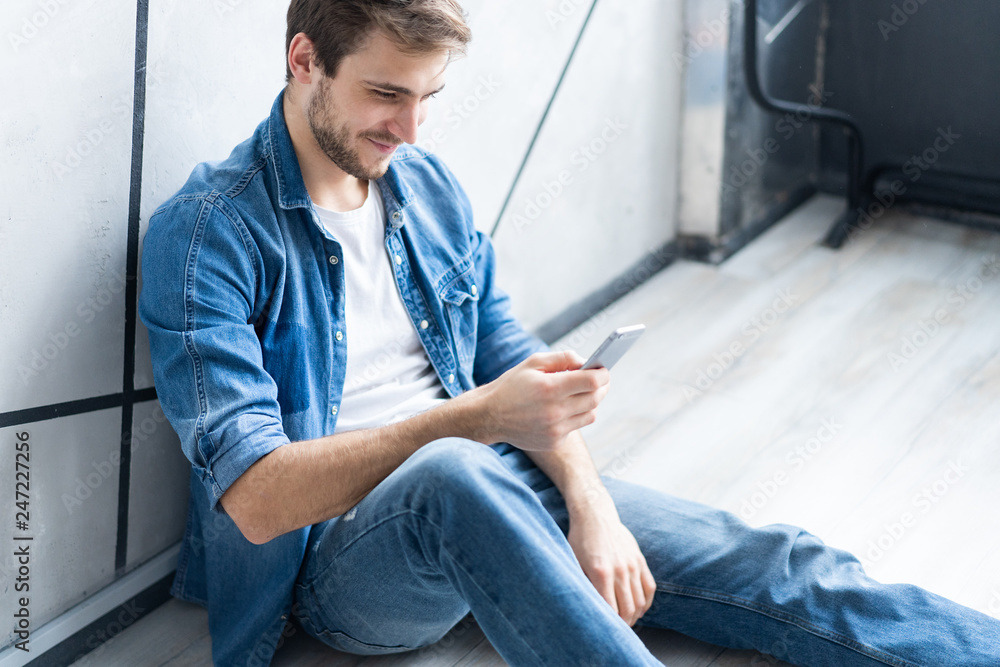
[656,583,920,667]
[203,195,260,289]
[301,506,546,665]
[392,148,431,162]
[437,545,547,667]
[182,198,211,449]
[226,153,269,200]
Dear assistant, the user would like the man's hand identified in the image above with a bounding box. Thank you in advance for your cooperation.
[468,351,610,451]
[567,485,656,626]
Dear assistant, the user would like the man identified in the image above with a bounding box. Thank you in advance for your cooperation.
[139,1,1000,665]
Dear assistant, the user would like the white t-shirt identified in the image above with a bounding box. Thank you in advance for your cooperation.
[313,181,448,433]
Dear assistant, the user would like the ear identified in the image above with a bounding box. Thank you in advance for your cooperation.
[287,32,318,86]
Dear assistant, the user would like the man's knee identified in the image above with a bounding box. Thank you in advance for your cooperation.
[402,438,508,507]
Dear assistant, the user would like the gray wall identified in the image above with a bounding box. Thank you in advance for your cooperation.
[1,0,684,658]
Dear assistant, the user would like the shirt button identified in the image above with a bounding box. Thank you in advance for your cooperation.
[448,374,455,383]
[420,320,429,330]
[392,211,401,221]
[335,331,343,341]
[331,405,338,416]
[470,284,478,296]
[329,255,338,265]
[394,255,402,265]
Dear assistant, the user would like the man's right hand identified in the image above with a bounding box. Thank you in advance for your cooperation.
[463,351,611,452]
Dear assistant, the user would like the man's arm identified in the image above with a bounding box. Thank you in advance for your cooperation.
[222,350,608,544]
[524,428,657,627]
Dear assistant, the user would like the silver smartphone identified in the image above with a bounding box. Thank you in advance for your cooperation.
[580,324,646,371]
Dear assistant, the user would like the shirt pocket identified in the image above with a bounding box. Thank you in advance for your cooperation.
[439,263,480,366]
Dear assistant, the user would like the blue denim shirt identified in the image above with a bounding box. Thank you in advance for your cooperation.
[139,91,547,666]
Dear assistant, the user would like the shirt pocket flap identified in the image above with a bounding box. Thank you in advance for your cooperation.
[439,266,480,306]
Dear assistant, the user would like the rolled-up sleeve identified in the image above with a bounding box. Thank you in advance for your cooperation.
[139,194,289,512]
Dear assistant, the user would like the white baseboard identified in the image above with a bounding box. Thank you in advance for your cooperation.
[0,544,180,667]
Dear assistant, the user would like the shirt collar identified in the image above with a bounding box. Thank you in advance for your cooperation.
[266,89,414,214]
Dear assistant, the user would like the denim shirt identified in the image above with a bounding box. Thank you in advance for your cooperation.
[139,90,547,666]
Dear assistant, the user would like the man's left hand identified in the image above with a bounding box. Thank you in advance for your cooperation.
[566,487,657,626]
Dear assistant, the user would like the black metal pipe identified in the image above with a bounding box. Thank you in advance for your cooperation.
[743,0,865,246]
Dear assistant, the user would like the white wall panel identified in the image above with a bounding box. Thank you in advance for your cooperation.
[491,0,685,330]
[125,401,188,571]
[0,409,120,647]
[419,0,594,233]
[0,0,136,412]
[134,0,290,390]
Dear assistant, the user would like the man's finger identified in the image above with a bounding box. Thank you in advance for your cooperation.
[593,569,618,617]
[615,570,637,626]
[550,367,611,399]
[641,564,657,616]
[628,566,647,625]
[528,350,585,372]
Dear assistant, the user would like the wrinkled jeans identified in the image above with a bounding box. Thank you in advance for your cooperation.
[292,438,1000,666]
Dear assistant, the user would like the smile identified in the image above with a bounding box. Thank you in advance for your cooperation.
[368,138,399,155]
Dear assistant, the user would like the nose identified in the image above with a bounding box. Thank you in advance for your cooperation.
[387,100,423,145]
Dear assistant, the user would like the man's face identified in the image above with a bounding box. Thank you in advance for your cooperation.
[305,31,449,180]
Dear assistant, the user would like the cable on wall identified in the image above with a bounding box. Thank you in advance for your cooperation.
[488,0,601,239]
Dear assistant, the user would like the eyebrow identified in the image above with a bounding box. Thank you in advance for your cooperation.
[363,80,446,97]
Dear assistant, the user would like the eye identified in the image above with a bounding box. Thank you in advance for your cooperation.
[372,89,396,100]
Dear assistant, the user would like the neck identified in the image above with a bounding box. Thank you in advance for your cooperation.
[283,86,368,212]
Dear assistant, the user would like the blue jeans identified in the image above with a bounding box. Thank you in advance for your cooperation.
[292,439,1000,666]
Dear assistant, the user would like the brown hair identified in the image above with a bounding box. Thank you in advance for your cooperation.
[285,0,471,82]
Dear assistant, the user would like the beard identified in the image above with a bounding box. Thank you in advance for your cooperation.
[306,77,400,181]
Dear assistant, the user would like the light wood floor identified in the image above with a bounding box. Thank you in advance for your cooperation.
[72,195,1000,666]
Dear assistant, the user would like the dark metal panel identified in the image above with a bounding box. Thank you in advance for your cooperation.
[717,0,824,242]
[817,1,1000,211]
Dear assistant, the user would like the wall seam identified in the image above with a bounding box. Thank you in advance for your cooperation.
[116,0,150,575]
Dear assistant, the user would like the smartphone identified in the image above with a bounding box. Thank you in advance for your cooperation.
[580,324,646,371]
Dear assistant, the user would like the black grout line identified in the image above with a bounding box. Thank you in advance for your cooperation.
[116,0,150,576]
[488,0,601,239]
[3,394,117,429]
[0,389,157,429]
